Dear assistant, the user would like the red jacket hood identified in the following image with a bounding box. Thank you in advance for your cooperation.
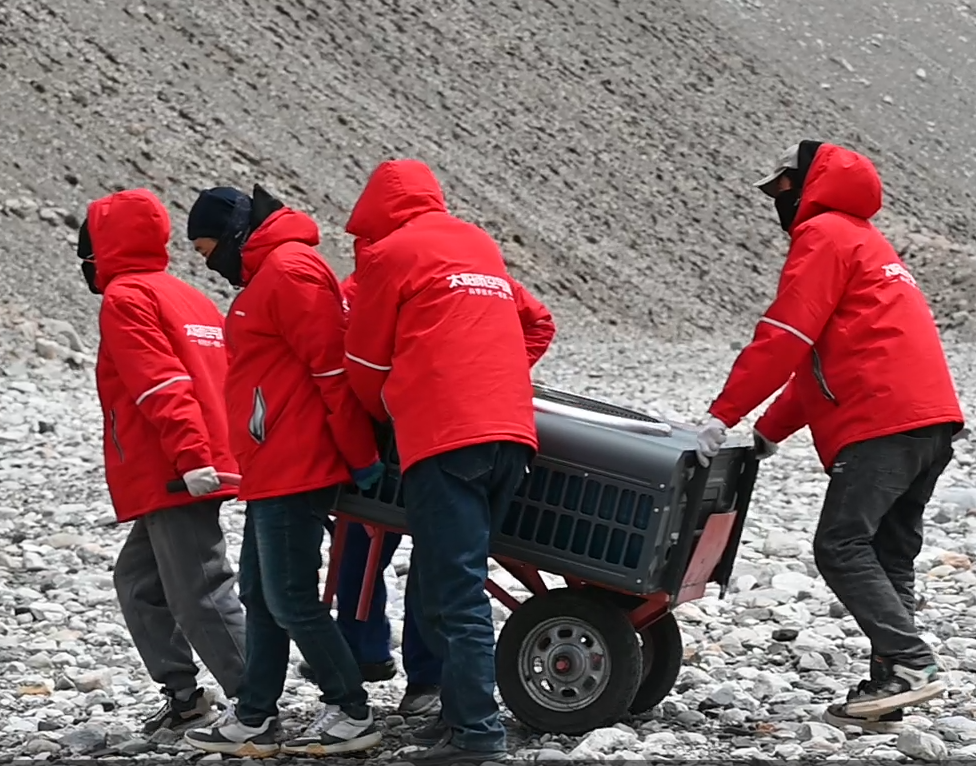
[241,208,321,282]
[793,144,883,232]
[345,160,448,250]
[87,189,170,291]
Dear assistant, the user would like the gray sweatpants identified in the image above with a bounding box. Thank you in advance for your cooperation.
[113,500,246,697]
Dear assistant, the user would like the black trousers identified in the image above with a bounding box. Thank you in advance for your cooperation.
[813,423,954,669]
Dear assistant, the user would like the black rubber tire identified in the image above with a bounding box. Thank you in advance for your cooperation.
[495,588,642,735]
[628,611,683,715]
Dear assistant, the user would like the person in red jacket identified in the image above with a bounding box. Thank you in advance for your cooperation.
[181,185,383,759]
[343,159,541,764]
[297,266,555,717]
[77,189,246,736]
[695,141,964,727]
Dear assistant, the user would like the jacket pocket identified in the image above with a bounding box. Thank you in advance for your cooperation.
[249,387,267,444]
[109,409,125,463]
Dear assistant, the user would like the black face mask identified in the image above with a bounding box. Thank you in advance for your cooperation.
[76,218,101,295]
[774,188,801,232]
[206,196,253,287]
[81,261,99,294]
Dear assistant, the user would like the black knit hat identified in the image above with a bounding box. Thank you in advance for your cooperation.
[187,187,250,240]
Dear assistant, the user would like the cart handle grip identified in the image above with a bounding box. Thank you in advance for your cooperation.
[166,472,242,494]
[533,397,672,436]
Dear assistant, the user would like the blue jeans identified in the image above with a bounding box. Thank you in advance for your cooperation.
[236,487,368,726]
[336,522,441,686]
[403,440,533,753]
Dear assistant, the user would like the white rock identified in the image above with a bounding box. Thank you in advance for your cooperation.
[897,728,948,761]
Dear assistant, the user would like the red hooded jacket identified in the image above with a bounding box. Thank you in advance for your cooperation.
[343,160,542,472]
[709,144,963,471]
[340,271,556,367]
[90,189,238,522]
[224,208,379,501]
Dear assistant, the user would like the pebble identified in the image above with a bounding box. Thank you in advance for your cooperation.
[2,309,976,763]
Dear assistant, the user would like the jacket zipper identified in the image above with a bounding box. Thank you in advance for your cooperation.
[249,386,267,444]
[110,409,125,462]
[811,349,839,406]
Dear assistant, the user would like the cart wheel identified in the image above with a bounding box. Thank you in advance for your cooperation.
[496,588,642,735]
[628,611,683,715]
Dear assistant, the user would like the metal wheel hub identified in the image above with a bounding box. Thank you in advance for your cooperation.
[518,616,611,712]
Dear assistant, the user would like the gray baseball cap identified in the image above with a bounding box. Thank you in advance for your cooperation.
[754,143,800,197]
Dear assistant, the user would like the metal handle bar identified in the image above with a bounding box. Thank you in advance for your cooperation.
[532,397,673,436]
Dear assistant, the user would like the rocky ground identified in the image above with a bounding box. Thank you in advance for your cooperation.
[3,305,976,764]
[4,0,976,762]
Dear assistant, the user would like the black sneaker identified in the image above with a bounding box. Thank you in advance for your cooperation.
[297,659,397,684]
[184,707,280,757]
[280,704,382,756]
[406,741,507,765]
[398,684,441,716]
[409,716,450,747]
[823,700,904,732]
[845,661,945,718]
[361,659,397,682]
[142,687,214,735]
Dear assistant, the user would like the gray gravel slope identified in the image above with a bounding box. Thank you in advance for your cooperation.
[1,0,975,347]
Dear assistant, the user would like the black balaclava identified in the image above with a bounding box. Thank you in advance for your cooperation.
[205,194,252,287]
[775,139,824,232]
[76,218,100,295]
[198,184,285,287]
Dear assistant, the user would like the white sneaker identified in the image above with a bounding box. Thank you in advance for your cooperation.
[184,705,280,757]
[280,704,382,756]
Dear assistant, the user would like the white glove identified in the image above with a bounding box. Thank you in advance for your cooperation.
[695,417,728,467]
[182,466,222,497]
[753,428,779,460]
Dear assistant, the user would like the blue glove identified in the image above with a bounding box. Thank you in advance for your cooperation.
[351,461,384,491]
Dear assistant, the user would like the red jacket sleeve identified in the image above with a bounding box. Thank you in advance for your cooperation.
[754,376,808,443]
[344,253,398,422]
[99,286,213,475]
[268,261,379,471]
[510,279,556,368]
[709,225,849,428]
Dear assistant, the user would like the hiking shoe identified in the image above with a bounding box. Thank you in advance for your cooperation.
[823,701,904,733]
[280,704,382,756]
[184,706,279,757]
[409,715,450,747]
[297,659,397,684]
[405,740,508,765]
[398,684,441,716]
[845,662,945,718]
[142,687,214,735]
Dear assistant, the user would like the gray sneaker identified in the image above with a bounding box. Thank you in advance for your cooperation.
[184,707,280,757]
[280,704,382,756]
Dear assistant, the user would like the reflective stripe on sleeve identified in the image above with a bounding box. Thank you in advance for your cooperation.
[345,352,393,371]
[135,375,192,406]
[758,317,813,346]
[311,368,345,378]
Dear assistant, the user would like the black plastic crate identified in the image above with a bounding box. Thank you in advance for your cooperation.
[332,385,756,595]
